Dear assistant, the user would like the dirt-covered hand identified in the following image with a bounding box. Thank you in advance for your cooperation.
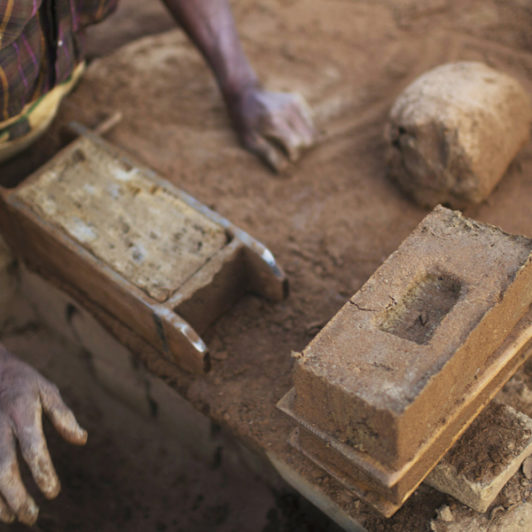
[227,86,316,172]
[0,346,87,525]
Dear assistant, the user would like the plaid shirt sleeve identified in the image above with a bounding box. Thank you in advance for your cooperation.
[0,0,118,121]
[0,1,41,50]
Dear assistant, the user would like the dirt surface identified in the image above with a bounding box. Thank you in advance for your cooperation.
[1,0,532,530]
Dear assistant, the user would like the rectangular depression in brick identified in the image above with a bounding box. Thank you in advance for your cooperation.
[0,128,287,374]
[278,206,532,516]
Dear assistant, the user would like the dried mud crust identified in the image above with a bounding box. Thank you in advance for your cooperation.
[2,0,532,530]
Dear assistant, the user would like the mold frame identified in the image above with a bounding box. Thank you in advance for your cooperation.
[0,124,288,373]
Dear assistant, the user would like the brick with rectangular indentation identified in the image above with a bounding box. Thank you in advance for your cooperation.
[293,206,532,470]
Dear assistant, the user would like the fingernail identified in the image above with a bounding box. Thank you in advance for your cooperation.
[37,462,61,499]
[78,427,88,444]
[43,469,61,499]
[18,497,39,525]
[68,414,88,444]
[0,507,15,523]
[49,477,61,499]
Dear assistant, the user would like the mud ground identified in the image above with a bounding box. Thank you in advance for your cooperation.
[1,0,532,530]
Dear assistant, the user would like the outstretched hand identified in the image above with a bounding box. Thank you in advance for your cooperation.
[0,346,87,525]
[226,86,316,172]
[161,0,316,171]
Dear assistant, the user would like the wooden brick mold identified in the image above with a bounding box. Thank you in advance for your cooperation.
[0,126,287,374]
[278,206,532,516]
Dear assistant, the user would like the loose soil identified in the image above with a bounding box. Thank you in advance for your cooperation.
[1,0,532,531]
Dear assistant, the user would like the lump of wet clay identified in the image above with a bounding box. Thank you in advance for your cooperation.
[386,62,532,208]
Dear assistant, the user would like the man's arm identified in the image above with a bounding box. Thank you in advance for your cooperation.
[161,0,316,171]
[0,344,87,525]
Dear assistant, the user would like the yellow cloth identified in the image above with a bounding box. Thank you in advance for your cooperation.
[0,62,85,164]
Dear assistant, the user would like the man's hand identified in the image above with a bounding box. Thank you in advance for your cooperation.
[0,346,87,525]
[226,85,316,172]
[161,0,316,172]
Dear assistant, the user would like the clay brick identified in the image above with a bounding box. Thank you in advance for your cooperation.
[294,206,532,468]
[387,62,532,208]
[278,206,532,515]
[426,402,532,513]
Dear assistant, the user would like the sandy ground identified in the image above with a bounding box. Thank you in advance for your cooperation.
[1,0,532,530]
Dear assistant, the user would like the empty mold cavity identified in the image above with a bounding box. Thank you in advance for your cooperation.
[379,272,461,344]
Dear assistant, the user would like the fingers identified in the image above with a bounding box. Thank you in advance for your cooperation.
[0,416,39,525]
[258,95,316,167]
[0,355,86,525]
[247,111,313,171]
[11,399,60,499]
[243,132,287,173]
[287,95,316,148]
[39,380,87,446]
[263,122,302,163]
[0,495,15,524]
